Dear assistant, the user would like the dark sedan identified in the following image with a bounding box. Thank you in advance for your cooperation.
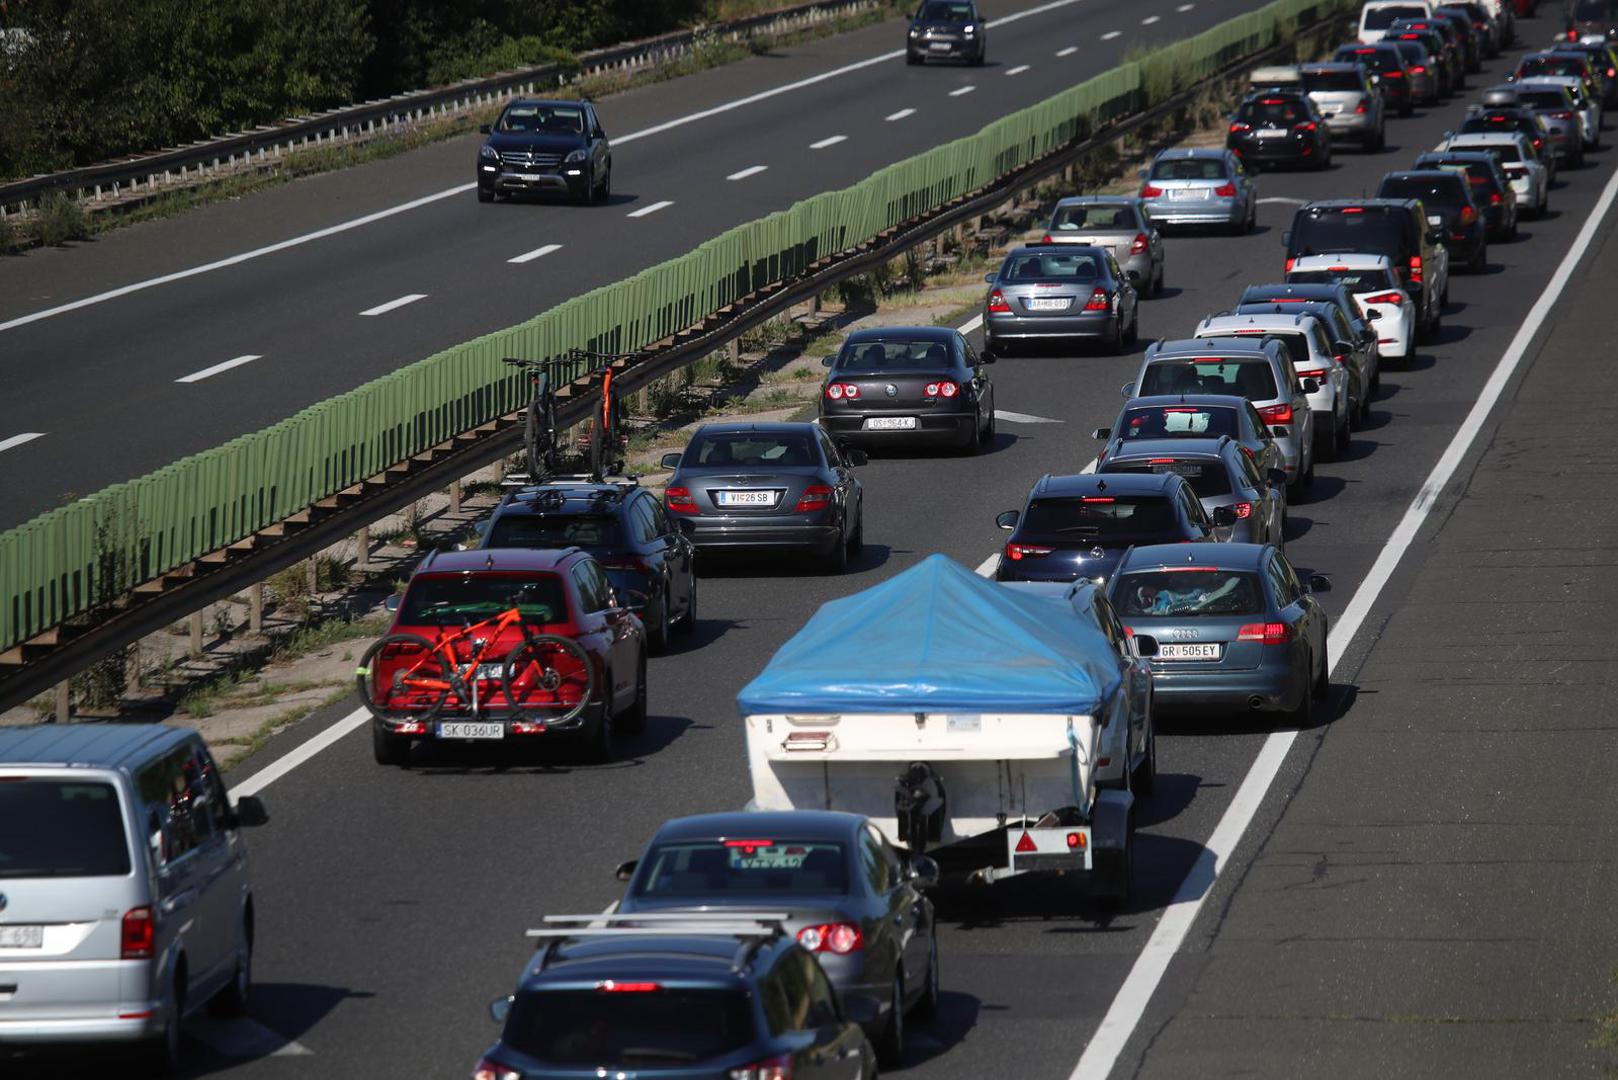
[906,0,987,64]
[983,244,1140,356]
[995,472,1233,585]
[1412,151,1519,240]
[1332,42,1416,116]
[661,422,865,572]
[1095,393,1287,481]
[1107,543,1332,723]
[1227,91,1333,170]
[818,327,996,453]
[1098,437,1287,547]
[615,810,939,1066]
[477,98,611,204]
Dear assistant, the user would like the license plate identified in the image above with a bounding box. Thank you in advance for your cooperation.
[863,416,917,430]
[514,173,546,182]
[1158,643,1223,660]
[0,925,43,948]
[1169,187,1205,200]
[1257,128,1289,138]
[1428,214,1443,225]
[1321,104,1342,114]
[1007,826,1093,872]
[716,490,775,507]
[473,663,502,682]
[929,41,951,50]
[1026,297,1070,311]
[439,722,504,740]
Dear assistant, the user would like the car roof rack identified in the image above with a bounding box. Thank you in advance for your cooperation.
[526,913,791,974]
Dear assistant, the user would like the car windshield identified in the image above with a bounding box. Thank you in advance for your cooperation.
[1115,570,1266,616]
[1219,331,1309,364]
[1287,267,1399,291]
[1150,157,1228,181]
[1392,41,1431,64]
[1141,360,1279,400]
[486,513,623,550]
[1050,203,1137,231]
[633,840,849,897]
[1237,98,1308,125]
[836,339,953,371]
[497,104,585,135]
[1378,175,1467,212]
[503,988,755,1066]
[1423,159,1497,189]
[1466,142,1521,162]
[1291,208,1409,257]
[399,572,566,624]
[1104,459,1233,498]
[918,1,975,19]
[1119,405,1240,441]
[686,434,817,468]
[1002,251,1102,282]
[0,780,131,879]
[1021,496,1177,537]
[1364,4,1427,27]
[1302,70,1363,91]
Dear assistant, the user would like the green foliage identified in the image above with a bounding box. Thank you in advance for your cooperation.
[32,192,89,246]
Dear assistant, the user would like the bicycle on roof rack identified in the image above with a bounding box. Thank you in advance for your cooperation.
[503,348,640,484]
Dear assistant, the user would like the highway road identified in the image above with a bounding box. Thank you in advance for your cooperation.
[1,0,1262,528]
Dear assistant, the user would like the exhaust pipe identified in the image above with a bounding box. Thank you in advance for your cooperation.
[1248,695,1266,710]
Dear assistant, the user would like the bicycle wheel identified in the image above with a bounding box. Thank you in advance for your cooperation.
[525,394,557,481]
[502,634,596,725]
[356,634,453,722]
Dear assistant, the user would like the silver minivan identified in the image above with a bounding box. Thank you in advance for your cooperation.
[0,724,268,1070]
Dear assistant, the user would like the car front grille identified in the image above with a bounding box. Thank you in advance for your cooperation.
[498,151,563,168]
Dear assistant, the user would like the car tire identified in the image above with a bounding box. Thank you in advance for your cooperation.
[1124,308,1140,349]
[1336,405,1351,453]
[1318,415,1341,463]
[674,575,697,634]
[1131,718,1157,797]
[647,593,670,657]
[140,972,184,1077]
[597,164,612,203]
[477,188,494,203]
[619,658,648,736]
[209,931,251,1017]
[1286,659,1315,727]
[876,976,906,1067]
[911,935,941,1022]
[1105,317,1125,355]
[848,501,866,554]
[1400,102,1413,118]
[1095,814,1135,914]
[984,405,997,441]
[961,414,983,455]
[825,530,850,575]
[1468,245,1487,274]
[1312,647,1330,701]
[372,724,410,767]
[972,46,986,67]
[579,697,615,764]
[1153,263,1166,297]
[906,52,920,65]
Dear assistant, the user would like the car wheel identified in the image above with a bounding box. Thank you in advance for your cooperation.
[674,575,697,634]
[1318,415,1341,463]
[1105,318,1124,355]
[597,164,612,203]
[1285,657,1315,726]
[906,52,920,65]
[647,592,670,656]
[1400,102,1413,118]
[1469,245,1487,274]
[848,500,866,554]
[1336,406,1351,453]
[579,696,615,764]
[825,529,850,575]
[1095,813,1135,914]
[619,658,648,736]
[209,931,251,1017]
[972,46,986,66]
[876,976,906,1067]
[372,723,410,767]
[985,405,997,440]
[1312,647,1330,700]
[911,935,941,1021]
[1131,718,1157,797]
[477,188,494,203]
[1124,307,1140,348]
[140,972,184,1076]
[961,414,983,455]
[1153,263,1166,297]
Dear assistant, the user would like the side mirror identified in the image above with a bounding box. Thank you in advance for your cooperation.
[907,854,940,888]
[384,594,402,613]
[1267,468,1288,490]
[1282,229,1292,247]
[820,355,835,367]
[984,271,997,284]
[1308,573,1333,593]
[1301,377,1321,394]
[489,995,513,1024]
[615,859,639,882]
[660,452,683,470]
[1428,231,1443,244]
[995,510,1020,530]
[843,448,869,467]
[479,123,491,134]
[1092,426,1112,440]
[232,794,269,828]
[1131,633,1160,659]
[1212,506,1239,527]
[1137,167,1149,179]
[1120,381,1137,400]
[1332,341,1354,357]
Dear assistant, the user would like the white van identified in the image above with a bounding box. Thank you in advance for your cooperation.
[1358,0,1435,42]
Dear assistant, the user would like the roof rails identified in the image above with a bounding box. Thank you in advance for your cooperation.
[526,913,791,976]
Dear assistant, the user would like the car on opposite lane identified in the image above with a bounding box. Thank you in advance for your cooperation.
[1094,394,1287,482]
[982,244,1140,356]
[614,810,939,1066]
[1226,91,1335,171]
[818,327,996,453]
[1286,253,1418,364]
[1040,195,1166,296]
[477,98,611,204]
[1097,436,1287,546]
[1138,147,1258,234]
[906,0,987,64]
[660,422,866,572]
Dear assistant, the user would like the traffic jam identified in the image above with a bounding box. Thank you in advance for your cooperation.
[3,0,1617,1075]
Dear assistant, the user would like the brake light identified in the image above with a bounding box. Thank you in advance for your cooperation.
[723,838,774,850]
[825,382,861,400]
[1386,68,1404,77]
[1355,99,1370,113]
[1284,257,1296,272]
[1005,543,1054,560]
[1410,64,1427,73]
[1363,291,1404,304]
[730,1054,793,1080]
[925,380,960,398]
[1041,233,1053,243]
[1237,621,1293,644]
[1147,458,1177,464]
[794,485,833,512]
[1340,206,1365,213]
[1552,109,1575,119]
[1258,403,1293,424]
[1141,184,1164,197]
[1229,122,1251,133]
[1130,232,1149,255]
[1213,182,1237,197]
[1231,501,1254,519]
[121,906,154,959]
[665,486,699,514]
[1239,444,1256,460]
[599,981,662,992]
[1081,496,1115,503]
[1295,121,1318,131]
[1489,191,1502,205]
[987,288,1012,313]
[1298,367,1328,381]
[1408,254,1423,284]
[1066,831,1087,850]
[1460,205,1478,224]
[797,923,864,954]
[1083,287,1110,312]
[474,1058,522,1080]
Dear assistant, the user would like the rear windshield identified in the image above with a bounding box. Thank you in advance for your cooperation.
[633,840,849,897]
[1115,570,1266,617]
[1021,496,1177,538]
[1287,267,1400,291]
[1230,331,1308,365]
[1050,203,1139,231]
[1377,175,1467,211]
[1150,157,1228,181]
[1336,47,1400,71]
[1459,114,1529,135]
[1392,41,1432,63]
[1574,0,1618,18]
[1301,70,1363,91]
[1423,159,1498,189]
[1118,405,1240,441]
[1517,88,1571,109]
[1140,359,1279,400]
[1363,4,1428,28]
[686,434,817,468]
[1519,55,1584,78]
[1290,208,1410,257]
[1103,459,1232,498]
[836,339,953,371]
[1236,98,1309,125]
[1001,250,1102,282]
[503,988,755,1066]
[400,572,566,625]
[487,514,623,550]
[0,780,130,879]
[1470,142,1521,162]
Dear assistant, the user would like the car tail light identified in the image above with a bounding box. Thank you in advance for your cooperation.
[1229,122,1251,133]
[730,1054,794,1080]
[1386,67,1405,77]
[1238,443,1256,460]
[1041,233,1053,243]
[794,485,833,512]
[1552,109,1575,119]
[473,1058,522,1080]
[121,906,154,959]
[1489,191,1502,205]
[1295,120,1318,131]
[987,288,1012,314]
[1083,287,1109,312]
[1355,98,1370,113]
[1284,257,1296,272]
[1213,182,1237,197]
[825,382,860,400]
[1298,367,1328,382]
[1231,501,1254,519]
[665,486,699,514]
[1140,183,1164,198]
[1408,254,1423,284]
[1363,291,1404,304]
[1081,496,1115,503]
[1258,403,1293,424]
[1460,205,1478,224]
[598,981,662,992]
[925,380,960,398]
[1005,543,1054,561]
[1237,621,1293,644]
[1410,64,1427,73]
[1066,831,1087,850]
[1130,232,1149,255]
[797,922,864,954]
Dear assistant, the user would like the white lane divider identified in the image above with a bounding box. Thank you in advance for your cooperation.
[1057,45,1079,56]
[1258,195,1307,205]
[1101,30,1122,40]
[727,165,769,181]
[627,201,675,218]
[949,85,977,97]
[886,108,917,121]
[974,553,1000,578]
[1069,154,1618,1080]
[1177,3,1195,10]
[508,243,562,264]
[232,710,368,799]
[176,355,262,384]
[994,409,1064,424]
[1141,14,1161,25]
[1006,64,1032,75]
[359,294,426,317]
[0,432,46,453]
[810,134,848,149]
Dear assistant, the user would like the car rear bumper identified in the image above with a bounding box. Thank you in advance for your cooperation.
[1322,112,1377,136]
[1140,197,1242,225]
[1375,315,1414,358]
[986,312,1116,340]
[1231,140,1319,166]
[685,521,843,555]
[821,412,975,444]
[1148,658,1303,713]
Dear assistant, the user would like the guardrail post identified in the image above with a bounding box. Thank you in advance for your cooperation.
[189,611,204,657]
[305,557,319,596]
[449,481,462,516]
[249,583,264,633]
[356,526,370,572]
[55,681,70,723]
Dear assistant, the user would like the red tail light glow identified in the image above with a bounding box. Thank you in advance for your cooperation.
[1041,233,1053,242]
[1295,120,1318,131]
[474,1058,523,1080]
[824,382,861,400]
[794,485,834,512]
[1362,291,1404,304]
[1130,232,1149,255]
[1237,621,1293,644]
[1284,257,1296,272]
[1083,287,1110,312]
[1355,99,1369,113]
[665,486,699,514]
[1213,182,1237,197]
[1005,543,1054,561]
[988,288,1012,314]
[925,380,960,398]
[1141,184,1164,198]
[1460,205,1478,224]
[1231,501,1254,519]
[1258,403,1293,424]
[1229,122,1252,133]
[1408,254,1423,284]
[1297,367,1328,382]
[729,1054,793,1080]
[1489,191,1502,205]
[1410,64,1427,73]
[1081,496,1115,503]
[598,981,662,992]
[121,906,154,959]
[797,922,864,954]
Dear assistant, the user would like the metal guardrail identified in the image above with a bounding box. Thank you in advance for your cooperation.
[0,2,1351,713]
[0,0,882,216]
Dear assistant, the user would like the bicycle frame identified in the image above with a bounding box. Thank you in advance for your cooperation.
[392,608,529,706]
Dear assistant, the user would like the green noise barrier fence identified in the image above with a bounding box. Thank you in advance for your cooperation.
[0,0,1352,655]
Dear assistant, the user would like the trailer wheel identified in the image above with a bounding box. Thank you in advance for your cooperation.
[1096,814,1135,914]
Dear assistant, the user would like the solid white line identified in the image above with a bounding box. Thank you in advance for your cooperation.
[974,553,1000,578]
[1006,65,1032,76]
[886,108,917,121]
[1058,46,1080,56]
[1070,156,1618,1080]
[995,409,1064,424]
[959,313,984,334]
[1177,3,1196,11]
[0,432,46,453]
[1101,30,1123,40]
[175,355,261,384]
[1080,457,1097,474]
[507,243,563,264]
[231,709,369,799]
[1141,15,1161,25]
[1258,196,1307,205]
[359,293,426,317]
[810,135,848,149]
[949,85,977,97]
[727,165,769,181]
[627,200,675,218]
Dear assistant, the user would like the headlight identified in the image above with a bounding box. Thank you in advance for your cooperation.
[909,27,921,36]
[565,148,588,163]
[479,145,498,160]
[964,23,976,34]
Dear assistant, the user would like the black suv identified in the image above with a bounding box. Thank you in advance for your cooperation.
[478,480,695,654]
[480,916,875,1080]
[906,0,987,64]
[477,98,611,204]
[1284,199,1448,339]
[1226,91,1333,170]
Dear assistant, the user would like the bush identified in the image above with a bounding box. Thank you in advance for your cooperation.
[32,192,89,246]
[71,646,130,712]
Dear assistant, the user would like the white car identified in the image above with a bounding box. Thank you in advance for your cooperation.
[1194,311,1354,460]
[1358,0,1434,43]
[1437,131,1550,216]
[1285,253,1417,363]
[1519,75,1602,148]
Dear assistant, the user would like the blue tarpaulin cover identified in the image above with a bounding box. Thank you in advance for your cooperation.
[737,554,1123,716]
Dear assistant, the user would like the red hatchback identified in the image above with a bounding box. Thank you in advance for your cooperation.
[358,548,646,766]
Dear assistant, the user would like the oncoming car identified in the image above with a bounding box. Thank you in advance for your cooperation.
[906,0,986,64]
[818,327,996,453]
[477,98,611,204]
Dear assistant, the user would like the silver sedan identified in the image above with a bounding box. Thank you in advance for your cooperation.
[1041,196,1166,297]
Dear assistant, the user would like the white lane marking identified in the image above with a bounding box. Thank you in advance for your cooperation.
[1070,155,1618,1080]
[959,313,984,334]
[190,1015,313,1058]
[949,85,977,97]
[1258,196,1308,205]
[230,709,368,799]
[974,553,1000,577]
[627,200,675,218]
[175,355,261,384]
[727,165,769,181]
[359,293,426,317]
[1058,46,1080,56]
[1177,3,1196,10]
[507,243,562,264]
[810,134,848,149]
[1102,30,1123,40]
[1142,15,1161,25]
[0,432,46,453]
[1080,457,1097,474]
[995,409,1064,424]
[1007,64,1032,75]
[886,108,917,121]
